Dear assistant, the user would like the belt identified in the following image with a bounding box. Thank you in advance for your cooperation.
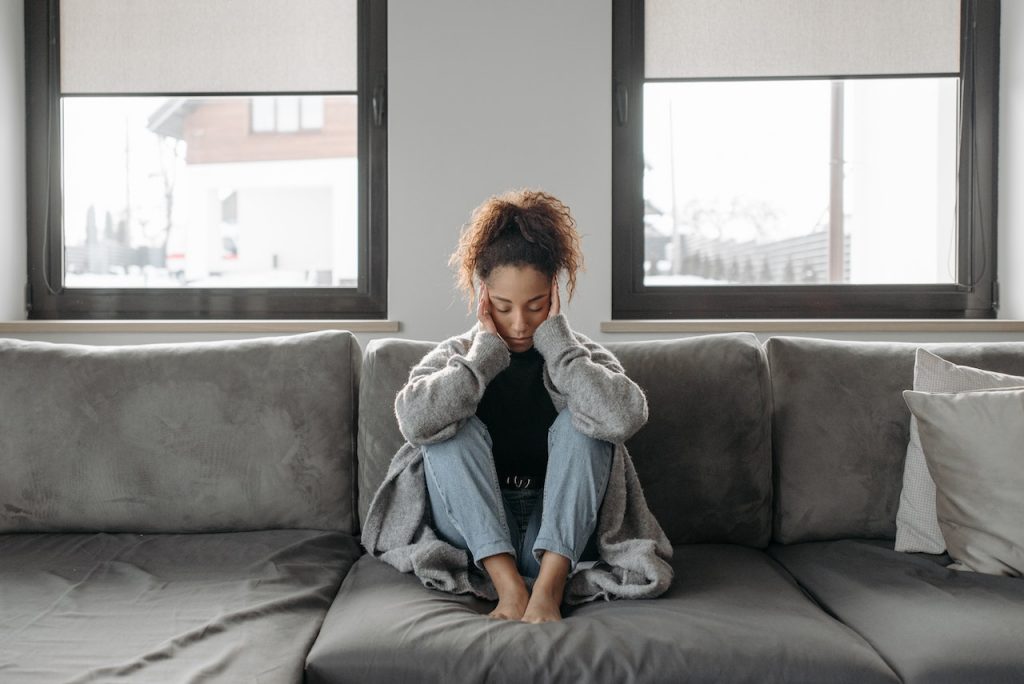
[501,474,544,490]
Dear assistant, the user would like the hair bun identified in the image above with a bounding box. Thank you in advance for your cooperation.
[512,212,535,243]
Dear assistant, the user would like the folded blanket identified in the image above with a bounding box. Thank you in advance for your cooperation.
[360,313,674,604]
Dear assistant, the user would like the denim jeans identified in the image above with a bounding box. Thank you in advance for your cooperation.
[422,408,613,579]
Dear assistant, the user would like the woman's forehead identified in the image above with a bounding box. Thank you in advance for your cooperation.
[487,265,550,299]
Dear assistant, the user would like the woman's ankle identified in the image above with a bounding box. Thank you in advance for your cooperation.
[532,550,571,594]
[482,553,527,592]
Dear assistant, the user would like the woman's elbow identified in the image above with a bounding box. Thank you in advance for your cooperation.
[607,416,646,444]
[610,389,649,443]
[394,392,433,445]
[396,415,457,447]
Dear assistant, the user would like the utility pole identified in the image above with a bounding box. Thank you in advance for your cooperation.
[829,81,845,283]
[124,114,132,248]
[668,97,682,275]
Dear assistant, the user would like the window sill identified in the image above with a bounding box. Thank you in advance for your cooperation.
[601,319,1024,334]
[0,320,401,334]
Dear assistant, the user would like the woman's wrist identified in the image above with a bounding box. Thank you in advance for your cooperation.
[533,313,575,360]
[467,329,512,382]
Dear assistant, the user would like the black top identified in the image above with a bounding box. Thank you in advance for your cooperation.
[475,346,558,481]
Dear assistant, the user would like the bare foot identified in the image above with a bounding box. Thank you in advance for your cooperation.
[482,552,530,620]
[488,583,530,620]
[524,581,565,622]
[521,551,569,623]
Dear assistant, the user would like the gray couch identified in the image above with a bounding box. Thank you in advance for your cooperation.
[3,331,1023,683]
[0,332,363,682]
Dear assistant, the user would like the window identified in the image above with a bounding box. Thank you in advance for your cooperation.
[25,0,387,318]
[251,96,327,133]
[612,0,999,318]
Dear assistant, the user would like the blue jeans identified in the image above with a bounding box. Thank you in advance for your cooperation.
[422,408,613,579]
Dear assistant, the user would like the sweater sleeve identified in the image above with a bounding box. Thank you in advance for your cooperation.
[394,330,511,446]
[532,313,649,444]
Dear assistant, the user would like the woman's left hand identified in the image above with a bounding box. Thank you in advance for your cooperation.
[547,275,561,320]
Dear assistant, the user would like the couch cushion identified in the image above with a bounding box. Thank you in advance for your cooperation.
[356,337,434,534]
[0,331,361,533]
[766,337,1024,544]
[605,334,772,546]
[358,333,772,547]
[306,544,898,684]
[0,529,362,683]
[768,539,1024,684]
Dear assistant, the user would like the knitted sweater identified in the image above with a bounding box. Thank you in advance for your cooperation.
[360,313,674,605]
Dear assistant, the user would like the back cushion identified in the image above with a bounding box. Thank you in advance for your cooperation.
[357,338,434,533]
[0,331,360,534]
[767,336,1024,544]
[357,332,772,547]
[607,334,773,546]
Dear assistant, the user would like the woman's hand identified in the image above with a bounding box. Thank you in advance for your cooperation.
[477,283,500,335]
[547,275,561,320]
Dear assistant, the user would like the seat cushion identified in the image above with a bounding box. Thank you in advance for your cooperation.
[768,539,1024,684]
[0,530,362,683]
[306,544,898,684]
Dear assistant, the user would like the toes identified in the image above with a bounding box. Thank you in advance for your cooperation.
[520,610,561,624]
[488,605,527,620]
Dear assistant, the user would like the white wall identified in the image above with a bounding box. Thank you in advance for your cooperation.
[0,0,26,320]
[1,0,1023,347]
[999,0,1024,318]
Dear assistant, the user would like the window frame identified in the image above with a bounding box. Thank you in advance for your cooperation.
[611,0,1000,319]
[24,0,387,319]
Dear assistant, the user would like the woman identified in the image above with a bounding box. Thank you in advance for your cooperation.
[361,189,673,624]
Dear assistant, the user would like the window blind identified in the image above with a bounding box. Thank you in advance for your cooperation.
[60,0,357,94]
[645,0,961,80]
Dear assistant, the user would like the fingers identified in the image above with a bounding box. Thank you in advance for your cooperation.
[477,283,498,334]
[477,284,487,319]
[548,275,561,319]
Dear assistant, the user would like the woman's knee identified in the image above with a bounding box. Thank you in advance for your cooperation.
[423,415,492,463]
[549,408,614,454]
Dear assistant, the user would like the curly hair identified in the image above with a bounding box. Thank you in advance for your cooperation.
[449,189,584,312]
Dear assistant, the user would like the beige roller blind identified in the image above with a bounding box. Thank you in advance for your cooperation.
[646,0,961,80]
[60,0,357,94]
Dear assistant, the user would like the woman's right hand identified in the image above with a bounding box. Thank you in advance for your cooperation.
[476,283,500,336]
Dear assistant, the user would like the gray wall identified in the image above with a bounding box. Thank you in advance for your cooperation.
[1,0,1022,346]
[0,0,25,321]
[1000,0,1024,319]
[389,0,611,342]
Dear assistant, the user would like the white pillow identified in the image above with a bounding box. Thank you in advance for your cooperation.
[903,386,1024,576]
[894,350,1024,553]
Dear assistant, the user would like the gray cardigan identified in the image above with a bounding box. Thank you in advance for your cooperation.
[360,313,674,605]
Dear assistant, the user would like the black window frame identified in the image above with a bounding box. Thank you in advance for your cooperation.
[24,0,387,319]
[612,0,1000,319]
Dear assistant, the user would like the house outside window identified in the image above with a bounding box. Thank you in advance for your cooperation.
[25,0,387,318]
[251,96,326,133]
[612,0,999,319]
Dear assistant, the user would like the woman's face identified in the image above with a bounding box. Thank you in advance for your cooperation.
[484,265,552,352]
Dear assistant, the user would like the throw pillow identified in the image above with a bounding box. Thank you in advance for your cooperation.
[894,350,1024,553]
[903,386,1024,576]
